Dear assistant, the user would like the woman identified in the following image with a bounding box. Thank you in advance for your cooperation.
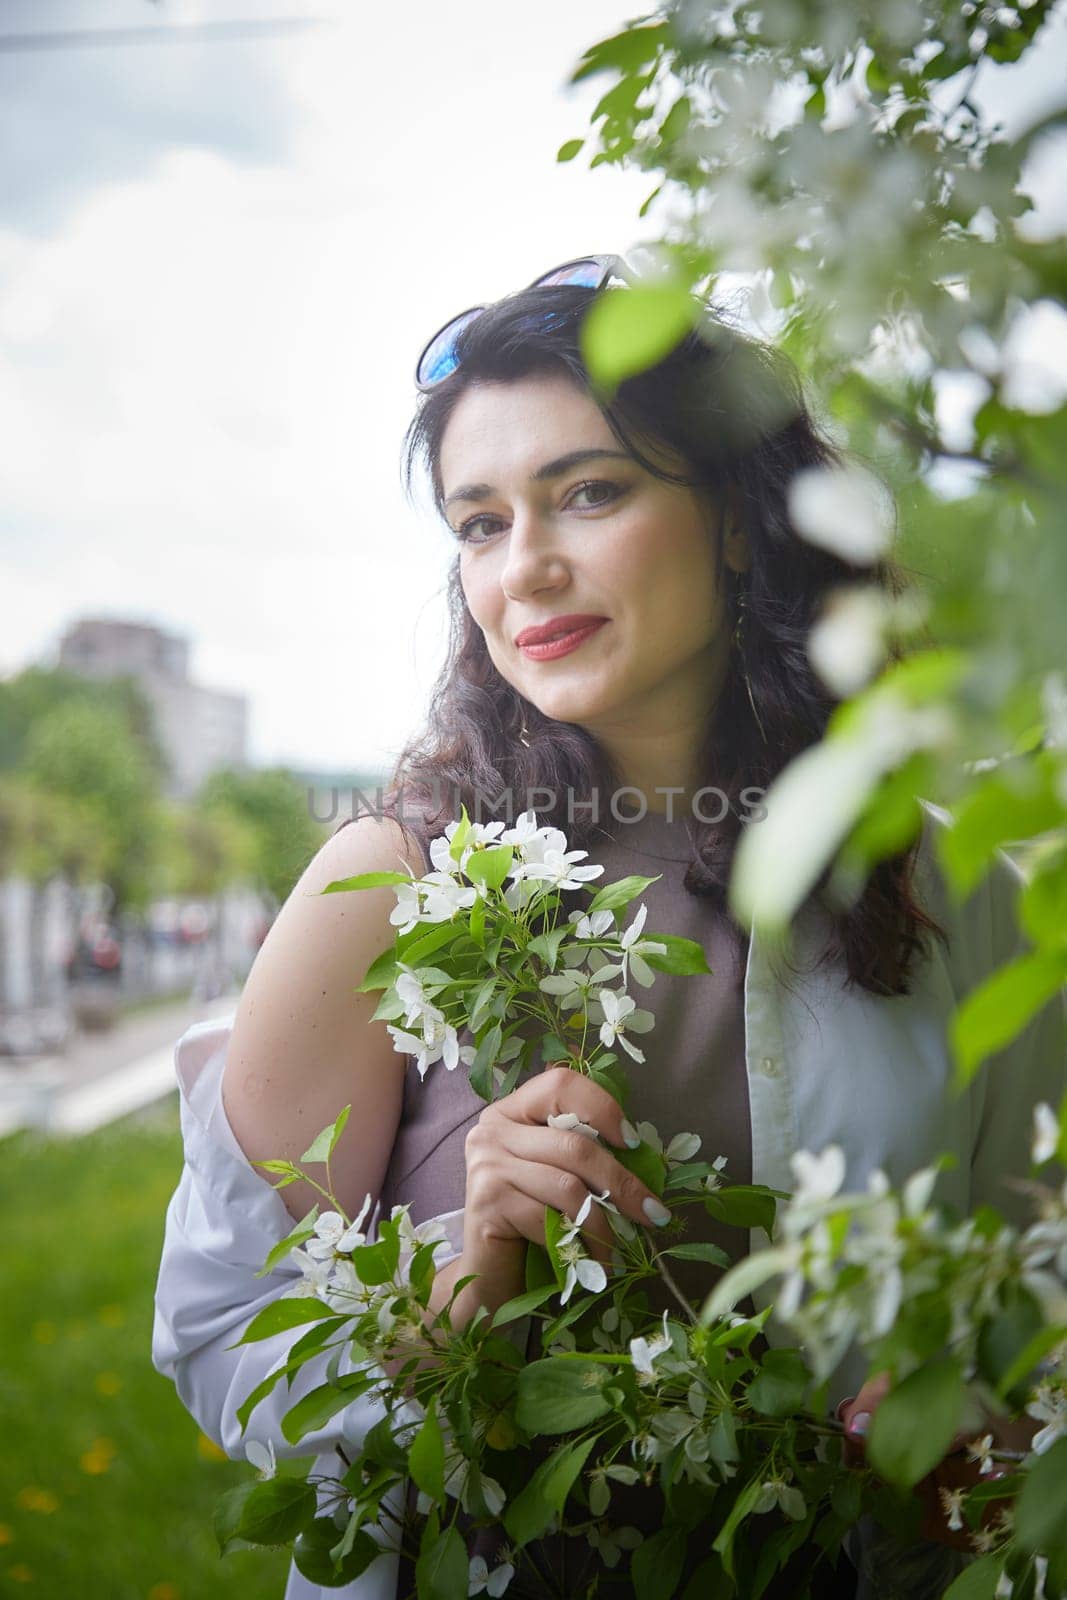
[152,256,1064,1600]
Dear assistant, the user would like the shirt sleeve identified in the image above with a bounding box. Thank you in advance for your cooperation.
[150,1014,466,1463]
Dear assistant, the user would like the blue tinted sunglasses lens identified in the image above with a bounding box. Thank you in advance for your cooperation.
[533,259,608,289]
[416,308,483,388]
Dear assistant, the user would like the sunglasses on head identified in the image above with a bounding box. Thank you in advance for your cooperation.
[413,253,633,392]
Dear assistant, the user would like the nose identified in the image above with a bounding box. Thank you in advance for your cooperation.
[499,506,569,601]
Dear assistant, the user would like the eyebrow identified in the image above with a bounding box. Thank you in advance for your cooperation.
[442,448,635,510]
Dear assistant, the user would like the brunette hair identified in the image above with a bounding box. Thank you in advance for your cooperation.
[362,280,945,997]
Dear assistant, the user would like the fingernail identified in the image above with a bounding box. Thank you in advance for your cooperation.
[643,1196,671,1227]
[848,1411,871,1438]
[621,1119,641,1149]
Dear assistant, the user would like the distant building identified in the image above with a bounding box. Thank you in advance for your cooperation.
[57,617,248,799]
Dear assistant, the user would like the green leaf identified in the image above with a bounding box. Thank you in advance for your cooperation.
[712,1476,764,1578]
[699,1246,802,1324]
[355,945,398,994]
[515,1358,613,1434]
[300,1105,351,1166]
[489,1282,557,1330]
[281,1374,374,1445]
[293,1517,382,1585]
[415,1522,468,1600]
[528,925,570,969]
[996,1323,1067,1403]
[256,1206,320,1278]
[322,870,411,892]
[568,21,670,84]
[951,948,1067,1087]
[464,843,514,891]
[581,282,700,391]
[215,1480,259,1555]
[407,1395,445,1504]
[587,873,660,915]
[663,1241,730,1267]
[976,1285,1046,1407]
[746,1348,811,1417]
[633,1523,688,1600]
[557,137,584,162]
[638,932,713,976]
[615,1140,667,1196]
[1015,1435,1067,1558]
[703,1184,778,1236]
[938,764,1062,898]
[503,1436,597,1548]
[867,1358,965,1489]
[236,1296,340,1344]
[225,1475,316,1547]
[347,1239,393,1287]
[941,1554,1006,1599]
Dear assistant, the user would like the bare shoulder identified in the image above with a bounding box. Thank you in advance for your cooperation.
[222,813,426,1220]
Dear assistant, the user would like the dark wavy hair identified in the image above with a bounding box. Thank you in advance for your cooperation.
[362,279,945,997]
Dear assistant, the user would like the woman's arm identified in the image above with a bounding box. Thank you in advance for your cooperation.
[152,814,444,1460]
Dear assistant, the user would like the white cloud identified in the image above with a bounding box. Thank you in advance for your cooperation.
[0,0,651,770]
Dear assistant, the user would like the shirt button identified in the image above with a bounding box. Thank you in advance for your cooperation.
[760,1056,780,1077]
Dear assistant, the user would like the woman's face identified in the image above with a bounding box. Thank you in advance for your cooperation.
[438,371,747,782]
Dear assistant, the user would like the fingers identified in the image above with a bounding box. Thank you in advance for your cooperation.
[482,1115,670,1236]
[838,1371,892,1468]
[493,1158,621,1268]
[507,1065,642,1154]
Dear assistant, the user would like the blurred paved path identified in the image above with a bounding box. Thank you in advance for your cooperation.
[0,990,240,1138]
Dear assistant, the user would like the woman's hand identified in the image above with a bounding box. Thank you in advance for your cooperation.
[457,1065,672,1315]
[838,1374,1017,1551]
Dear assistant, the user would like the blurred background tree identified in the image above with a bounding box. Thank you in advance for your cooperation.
[563,0,1067,1088]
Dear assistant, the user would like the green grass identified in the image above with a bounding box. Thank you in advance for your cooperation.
[0,1098,290,1598]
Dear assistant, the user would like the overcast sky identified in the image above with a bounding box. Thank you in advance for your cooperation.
[2,0,1065,775]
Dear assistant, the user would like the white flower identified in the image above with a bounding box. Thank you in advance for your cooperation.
[1026,1381,1067,1455]
[245,1438,276,1480]
[323,1257,372,1315]
[538,964,614,1008]
[420,874,480,921]
[386,1014,465,1080]
[596,988,655,1063]
[568,907,616,941]
[617,903,668,988]
[557,1189,618,1304]
[468,1554,515,1597]
[787,462,894,563]
[636,1119,703,1165]
[443,1456,506,1517]
[938,1485,967,1533]
[1032,1102,1061,1165]
[965,1434,996,1476]
[902,1164,939,1217]
[515,844,604,896]
[547,1110,601,1143]
[588,1523,643,1568]
[753,1477,806,1520]
[390,880,425,936]
[629,1309,673,1384]
[306,1194,374,1260]
[704,1155,730,1191]
[808,586,890,696]
[287,1245,334,1298]
[789,1145,847,1206]
[498,808,547,849]
[395,968,443,1029]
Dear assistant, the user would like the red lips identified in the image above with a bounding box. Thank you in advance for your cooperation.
[514,613,608,646]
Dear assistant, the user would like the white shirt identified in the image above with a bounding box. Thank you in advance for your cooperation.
[151,806,1066,1599]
